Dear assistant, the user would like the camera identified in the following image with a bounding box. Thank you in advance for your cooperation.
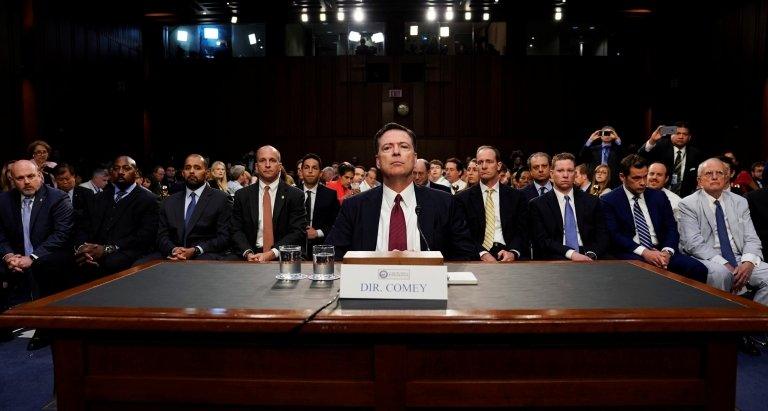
[600,130,613,137]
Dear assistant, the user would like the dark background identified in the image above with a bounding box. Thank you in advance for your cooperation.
[1,0,767,175]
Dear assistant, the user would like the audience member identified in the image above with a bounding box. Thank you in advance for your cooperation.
[227,165,248,194]
[28,140,56,187]
[148,165,166,196]
[445,157,467,194]
[521,152,553,202]
[579,126,623,187]
[639,122,704,197]
[52,163,94,228]
[428,159,451,187]
[208,161,229,192]
[300,154,340,258]
[360,167,379,192]
[574,164,592,192]
[465,158,479,188]
[413,159,451,193]
[1,161,17,192]
[588,164,612,197]
[647,162,682,219]
[326,162,356,204]
[79,168,109,194]
[513,169,531,189]
[320,166,335,184]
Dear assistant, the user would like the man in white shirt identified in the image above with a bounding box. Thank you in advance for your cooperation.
[359,167,379,192]
[646,162,682,220]
[428,159,451,187]
[445,157,467,194]
[79,168,109,194]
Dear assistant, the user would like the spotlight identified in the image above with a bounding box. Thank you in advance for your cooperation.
[319,12,326,22]
[482,12,490,21]
[427,7,437,21]
[353,7,364,22]
[348,31,361,42]
[445,6,454,21]
[203,27,218,39]
[337,10,345,21]
[410,25,419,36]
[439,26,449,37]
[176,30,189,42]
[464,11,472,20]
[230,16,238,24]
[301,12,309,22]
[554,7,563,21]
[371,32,385,43]
[248,33,257,45]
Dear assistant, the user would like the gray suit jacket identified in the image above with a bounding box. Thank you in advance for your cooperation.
[678,189,763,261]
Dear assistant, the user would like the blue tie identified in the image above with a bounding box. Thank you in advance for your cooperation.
[601,146,610,165]
[22,197,34,256]
[714,200,738,267]
[185,192,197,227]
[632,196,654,249]
[563,195,579,251]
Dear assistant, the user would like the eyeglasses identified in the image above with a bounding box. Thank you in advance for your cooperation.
[33,150,48,155]
[702,170,725,178]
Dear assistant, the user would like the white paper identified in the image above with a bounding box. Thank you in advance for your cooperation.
[447,272,478,285]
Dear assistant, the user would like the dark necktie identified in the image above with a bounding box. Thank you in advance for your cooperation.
[539,186,546,196]
[305,190,312,225]
[714,200,738,267]
[563,195,579,251]
[115,190,126,203]
[22,197,34,256]
[632,196,654,249]
[388,194,407,251]
[185,192,197,226]
[672,150,683,194]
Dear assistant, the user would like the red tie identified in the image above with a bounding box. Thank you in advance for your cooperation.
[389,194,407,251]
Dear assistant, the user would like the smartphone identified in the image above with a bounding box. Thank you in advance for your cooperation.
[659,126,677,136]
[600,130,612,137]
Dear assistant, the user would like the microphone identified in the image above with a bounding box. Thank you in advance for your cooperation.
[414,206,431,251]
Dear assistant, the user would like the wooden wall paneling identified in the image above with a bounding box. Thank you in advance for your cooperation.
[334,57,350,138]
[317,57,335,139]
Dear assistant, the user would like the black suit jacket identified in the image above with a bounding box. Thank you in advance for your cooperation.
[325,184,476,260]
[0,185,73,259]
[425,181,451,193]
[578,142,623,188]
[230,181,306,256]
[454,183,528,257]
[76,184,159,260]
[746,188,768,255]
[528,189,609,260]
[157,185,233,256]
[305,185,340,254]
[638,141,705,197]
[521,183,550,203]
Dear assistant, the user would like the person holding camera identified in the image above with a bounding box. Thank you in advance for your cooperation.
[638,122,705,197]
[578,126,623,189]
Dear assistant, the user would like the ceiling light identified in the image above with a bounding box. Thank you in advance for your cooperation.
[464,11,472,20]
[348,31,361,42]
[230,16,238,24]
[427,7,437,21]
[483,12,490,21]
[319,12,326,22]
[555,7,563,21]
[301,12,308,22]
[203,27,218,39]
[445,6,454,21]
[337,10,345,21]
[176,30,189,42]
[353,7,364,22]
[371,32,385,43]
[439,26,449,37]
[410,25,418,36]
[248,33,257,45]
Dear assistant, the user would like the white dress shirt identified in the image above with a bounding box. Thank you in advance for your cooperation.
[257,179,280,256]
[622,186,674,257]
[553,188,583,259]
[79,180,100,194]
[661,188,682,220]
[448,179,467,194]
[303,184,324,238]
[703,192,761,267]
[113,183,137,201]
[533,181,553,196]
[376,183,421,252]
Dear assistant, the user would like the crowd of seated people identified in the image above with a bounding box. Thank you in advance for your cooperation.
[2,121,768,351]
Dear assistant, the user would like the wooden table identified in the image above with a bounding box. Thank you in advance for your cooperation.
[2,260,767,411]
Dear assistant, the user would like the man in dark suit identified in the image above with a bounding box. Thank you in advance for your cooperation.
[1,160,73,346]
[325,122,476,260]
[578,126,623,188]
[152,154,232,261]
[521,152,553,202]
[601,155,707,282]
[413,158,451,193]
[231,145,306,262]
[529,153,609,260]
[638,122,705,197]
[746,188,768,259]
[52,163,94,228]
[300,153,340,259]
[74,156,159,277]
[455,146,527,262]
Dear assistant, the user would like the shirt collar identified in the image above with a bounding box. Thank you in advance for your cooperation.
[622,185,643,202]
[534,181,552,191]
[704,190,723,204]
[303,183,318,194]
[259,178,280,193]
[113,182,137,195]
[383,183,416,208]
[481,180,500,194]
[553,188,575,202]
[185,184,206,198]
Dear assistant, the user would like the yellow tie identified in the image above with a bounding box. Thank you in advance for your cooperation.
[482,188,496,250]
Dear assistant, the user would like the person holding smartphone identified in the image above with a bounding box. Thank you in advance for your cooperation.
[578,126,623,189]
[638,121,705,197]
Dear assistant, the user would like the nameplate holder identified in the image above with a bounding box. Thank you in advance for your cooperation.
[340,264,448,300]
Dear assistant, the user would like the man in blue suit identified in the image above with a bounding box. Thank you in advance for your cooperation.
[325,123,476,260]
[0,160,73,346]
[601,154,707,282]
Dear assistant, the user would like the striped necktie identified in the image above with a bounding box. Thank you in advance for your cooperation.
[482,188,496,250]
[632,196,654,249]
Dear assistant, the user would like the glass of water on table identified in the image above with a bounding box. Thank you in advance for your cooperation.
[310,245,338,281]
[277,245,305,280]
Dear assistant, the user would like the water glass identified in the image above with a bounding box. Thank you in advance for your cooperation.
[310,245,338,281]
[277,245,305,280]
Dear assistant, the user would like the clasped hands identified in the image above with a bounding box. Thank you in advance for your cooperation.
[641,248,671,269]
[2,254,33,272]
[726,261,754,293]
[74,243,104,267]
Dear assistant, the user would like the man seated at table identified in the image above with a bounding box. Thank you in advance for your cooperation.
[325,122,476,260]
[601,155,707,282]
[299,153,340,259]
[528,153,609,261]
[231,145,306,263]
[151,154,232,261]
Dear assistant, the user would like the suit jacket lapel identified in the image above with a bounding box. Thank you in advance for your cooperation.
[616,193,634,235]
[249,185,260,232]
[11,191,22,234]
[471,185,485,236]
[272,182,287,225]
[545,192,563,240]
[573,190,586,233]
[362,187,383,251]
[698,190,717,234]
[414,185,431,250]
[499,186,510,229]
[186,186,211,234]
[29,186,47,231]
[723,194,743,251]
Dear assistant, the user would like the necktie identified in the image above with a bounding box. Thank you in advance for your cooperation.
[388,194,407,251]
[539,186,546,196]
[601,146,610,165]
[115,190,126,203]
[714,200,738,267]
[185,192,197,226]
[632,196,654,249]
[22,197,34,256]
[563,195,579,251]
[262,186,274,251]
[305,190,312,225]
[482,189,496,250]
[672,149,683,193]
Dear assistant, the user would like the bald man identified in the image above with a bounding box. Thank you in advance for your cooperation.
[231,145,306,262]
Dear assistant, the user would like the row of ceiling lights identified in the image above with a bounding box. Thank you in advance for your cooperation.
[299,6,492,23]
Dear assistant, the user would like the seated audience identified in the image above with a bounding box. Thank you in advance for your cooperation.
[578,126,623,188]
[574,164,592,192]
[325,162,356,204]
[513,169,531,189]
[465,158,479,188]
[445,157,467,194]
[521,152,553,202]
[428,159,451,187]
[28,140,56,187]
[79,168,109,194]
[360,167,380,192]
[588,164,612,197]
[208,161,229,192]
[300,154,340,258]
[413,159,451,193]
[646,162,682,219]
[227,165,248,194]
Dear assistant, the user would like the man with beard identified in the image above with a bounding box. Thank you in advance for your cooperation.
[74,156,159,277]
[153,154,232,260]
[300,153,340,258]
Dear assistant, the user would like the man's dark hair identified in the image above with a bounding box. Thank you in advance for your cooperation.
[53,163,76,177]
[373,122,417,152]
[153,165,164,173]
[751,161,764,172]
[445,157,464,173]
[355,165,366,172]
[477,145,502,162]
[301,153,322,168]
[619,154,649,176]
[575,163,590,179]
[551,153,576,168]
[429,159,444,168]
[186,154,209,168]
[674,121,692,133]
[338,162,355,176]
[528,152,551,169]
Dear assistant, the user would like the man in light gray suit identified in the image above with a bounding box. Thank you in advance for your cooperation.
[678,158,768,305]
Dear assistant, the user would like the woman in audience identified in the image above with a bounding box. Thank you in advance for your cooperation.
[208,161,229,192]
[1,160,16,192]
[589,164,612,197]
[465,158,479,188]
[28,140,56,187]
[514,169,531,189]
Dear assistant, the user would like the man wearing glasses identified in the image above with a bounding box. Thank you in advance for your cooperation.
[678,158,768,305]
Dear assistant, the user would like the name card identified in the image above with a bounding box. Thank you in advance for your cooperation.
[340,264,448,300]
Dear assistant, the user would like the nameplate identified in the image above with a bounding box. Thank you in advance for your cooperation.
[340,264,448,300]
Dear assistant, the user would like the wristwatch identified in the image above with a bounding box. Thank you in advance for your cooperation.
[104,245,118,255]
